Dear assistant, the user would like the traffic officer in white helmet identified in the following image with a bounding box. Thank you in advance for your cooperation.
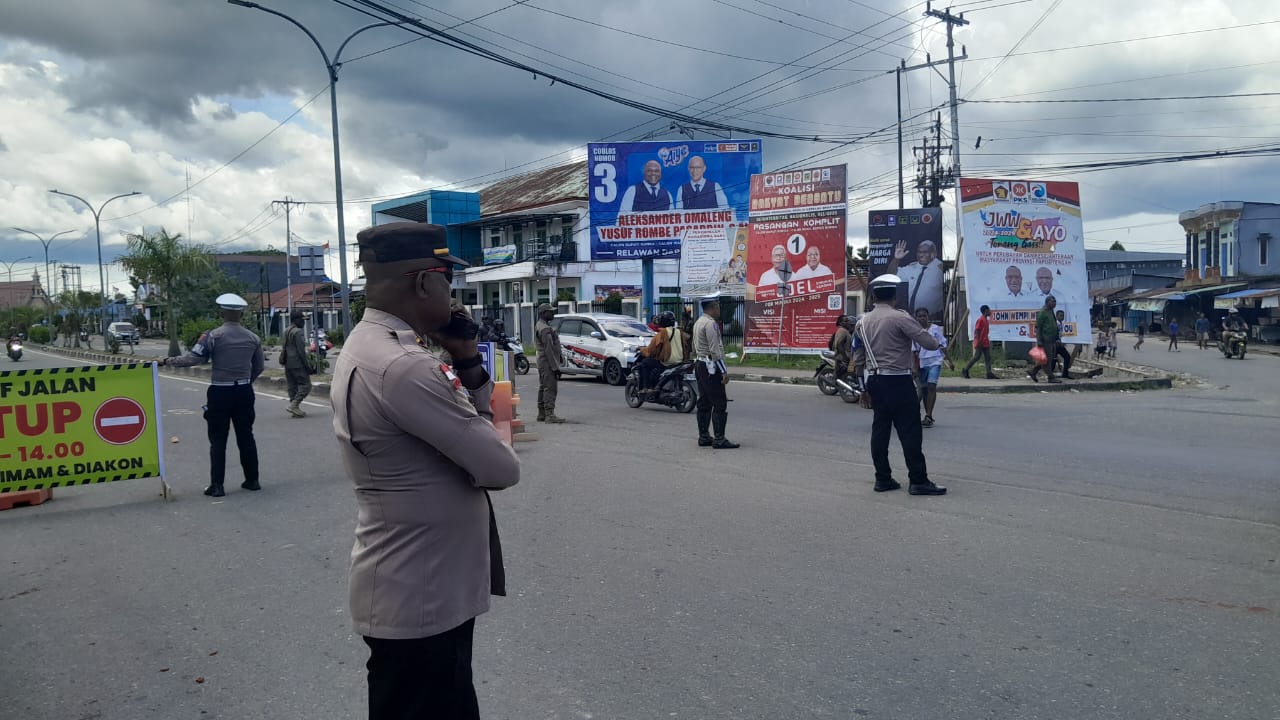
[852,274,947,495]
[158,293,265,497]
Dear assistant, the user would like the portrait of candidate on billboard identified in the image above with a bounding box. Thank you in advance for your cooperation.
[588,140,762,260]
[867,209,945,320]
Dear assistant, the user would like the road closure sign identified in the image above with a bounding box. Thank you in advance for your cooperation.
[0,363,164,493]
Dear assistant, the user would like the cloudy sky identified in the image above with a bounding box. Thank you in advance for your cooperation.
[1,0,1277,293]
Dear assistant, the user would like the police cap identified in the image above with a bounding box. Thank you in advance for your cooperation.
[869,273,902,288]
[216,293,248,310]
[536,303,556,314]
[356,222,469,266]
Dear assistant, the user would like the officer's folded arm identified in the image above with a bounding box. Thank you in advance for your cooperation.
[383,357,520,491]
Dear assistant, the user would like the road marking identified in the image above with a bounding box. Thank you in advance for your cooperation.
[27,349,330,408]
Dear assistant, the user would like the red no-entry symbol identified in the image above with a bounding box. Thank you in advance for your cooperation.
[93,397,147,445]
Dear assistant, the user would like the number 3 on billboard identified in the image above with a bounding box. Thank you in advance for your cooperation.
[593,163,617,203]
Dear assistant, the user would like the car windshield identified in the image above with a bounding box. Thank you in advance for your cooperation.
[112,324,134,331]
[601,321,653,338]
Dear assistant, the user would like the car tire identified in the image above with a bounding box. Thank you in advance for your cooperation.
[604,358,625,386]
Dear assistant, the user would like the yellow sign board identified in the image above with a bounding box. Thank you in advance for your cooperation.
[0,363,164,493]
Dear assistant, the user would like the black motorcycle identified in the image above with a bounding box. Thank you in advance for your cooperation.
[6,339,22,361]
[625,357,698,413]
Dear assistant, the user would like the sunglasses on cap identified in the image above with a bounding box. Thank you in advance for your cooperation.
[403,266,454,283]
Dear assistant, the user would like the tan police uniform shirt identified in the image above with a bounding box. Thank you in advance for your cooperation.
[331,308,520,640]
[534,318,562,372]
[853,304,938,375]
[167,321,264,384]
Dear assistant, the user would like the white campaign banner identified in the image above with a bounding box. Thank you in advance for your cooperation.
[679,223,748,298]
[960,179,1091,343]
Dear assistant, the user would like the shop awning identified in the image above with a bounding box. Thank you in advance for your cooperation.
[1128,299,1166,312]
[1214,287,1280,309]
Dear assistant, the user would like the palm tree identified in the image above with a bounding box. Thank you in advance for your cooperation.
[119,228,214,356]
[56,289,100,348]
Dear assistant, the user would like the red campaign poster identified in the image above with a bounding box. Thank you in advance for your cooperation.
[744,164,848,352]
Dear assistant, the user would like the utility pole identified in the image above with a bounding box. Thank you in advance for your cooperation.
[896,47,965,210]
[914,114,950,208]
[272,197,304,319]
[925,2,970,338]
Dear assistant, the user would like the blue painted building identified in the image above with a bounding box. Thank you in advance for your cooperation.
[372,191,482,265]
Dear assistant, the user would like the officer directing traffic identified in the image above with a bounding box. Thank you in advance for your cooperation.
[158,293,264,497]
[853,274,946,496]
[693,294,737,449]
[534,302,565,423]
[331,222,520,718]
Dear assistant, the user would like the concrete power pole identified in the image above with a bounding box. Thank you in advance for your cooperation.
[271,198,305,322]
[924,2,970,340]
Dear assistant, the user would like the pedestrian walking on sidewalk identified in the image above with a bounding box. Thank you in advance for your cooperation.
[1027,296,1062,384]
[534,303,565,423]
[693,295,737,448]
[853,274,946,496]
[282,310,311,418]
[1167,319,1180,351]
[331,222,520,720]
[158,293,264,497]
[962,305,997,379]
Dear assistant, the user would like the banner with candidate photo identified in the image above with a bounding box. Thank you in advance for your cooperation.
[867,208,945,321]
[588,140,762,260]
[744,164,848,353]
[959,178,1090,343]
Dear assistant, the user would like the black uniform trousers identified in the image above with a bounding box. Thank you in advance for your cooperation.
[205,384,258,487]
[364,618,479,720]
[865,374,929,485]
[694,361,729,440]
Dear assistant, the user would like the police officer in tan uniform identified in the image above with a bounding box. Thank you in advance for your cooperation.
[534,302,565,423]
[159,293,264,497]
[331,222,520,720]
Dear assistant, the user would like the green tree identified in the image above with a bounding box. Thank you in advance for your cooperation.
[119,228,215,356]
[56,289,100,348]
[1109,241,1126,251]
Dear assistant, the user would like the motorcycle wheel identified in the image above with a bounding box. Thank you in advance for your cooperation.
[515,354,530,375]
[839,385,859,404]
[816,367,838,395]
[678,381,697,413]
[624,381,644,408]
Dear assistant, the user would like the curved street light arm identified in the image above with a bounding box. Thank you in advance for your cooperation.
[333,21,410,70]
[228,1,334,78]
[48,189,94,218]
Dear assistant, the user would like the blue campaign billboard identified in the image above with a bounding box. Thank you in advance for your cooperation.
[588,140,763,260]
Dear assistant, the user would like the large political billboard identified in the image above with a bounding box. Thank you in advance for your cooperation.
[1,363,164,493]
[867,208,945,321]
[960,178,1090,343]
[588,140,762,260]
[744,164,848,353]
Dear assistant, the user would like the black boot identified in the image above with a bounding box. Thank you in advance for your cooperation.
[696,407,713,447]
[204,483,225,498]
[241,479,261,491]
[711,410,738,449]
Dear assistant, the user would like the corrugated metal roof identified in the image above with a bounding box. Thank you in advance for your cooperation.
[1084,250,1184,264]
[1217,287,1280,299]
[480,161,587,217]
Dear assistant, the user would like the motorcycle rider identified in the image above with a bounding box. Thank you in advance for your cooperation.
[1222,309,1248,351]
[829,315,853,386]
[637,311,689,399]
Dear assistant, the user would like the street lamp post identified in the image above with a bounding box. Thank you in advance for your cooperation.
[47,190,140,335]
[13,227,77,323]
[2,256,33,284]
[228,0,407,332]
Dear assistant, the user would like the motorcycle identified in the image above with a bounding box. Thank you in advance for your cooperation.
[6,339,22,361]
[815,350,863,404]
[495,333,530,375]
[625,354,698,413]
[1219,331,1248,359]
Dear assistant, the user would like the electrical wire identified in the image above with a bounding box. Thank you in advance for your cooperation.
[966,0,1062,98]
[968,91,1280,105]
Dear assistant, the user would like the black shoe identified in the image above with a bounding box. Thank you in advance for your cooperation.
[1061,372,1074,379]
[985,373,999,380]
[873,480,902,492]
[240,480,261,492]
[922,415,934,428]
[204,484,225,498]
[1027,372,1039,383]
[909,481,947,496]
[961,368,970,379]
[712,438,740,449]
[698,436,714,447]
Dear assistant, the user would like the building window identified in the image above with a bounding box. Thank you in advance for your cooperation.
[1261,234,1271,266]
[488,228,503,248]
[513,226,523,245]
[659,286,681,294]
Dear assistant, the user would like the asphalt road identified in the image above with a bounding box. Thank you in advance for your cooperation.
[1,345,1276,720]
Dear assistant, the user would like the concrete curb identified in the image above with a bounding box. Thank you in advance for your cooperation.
[33,345,335,399]
[727,369,1174,394]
